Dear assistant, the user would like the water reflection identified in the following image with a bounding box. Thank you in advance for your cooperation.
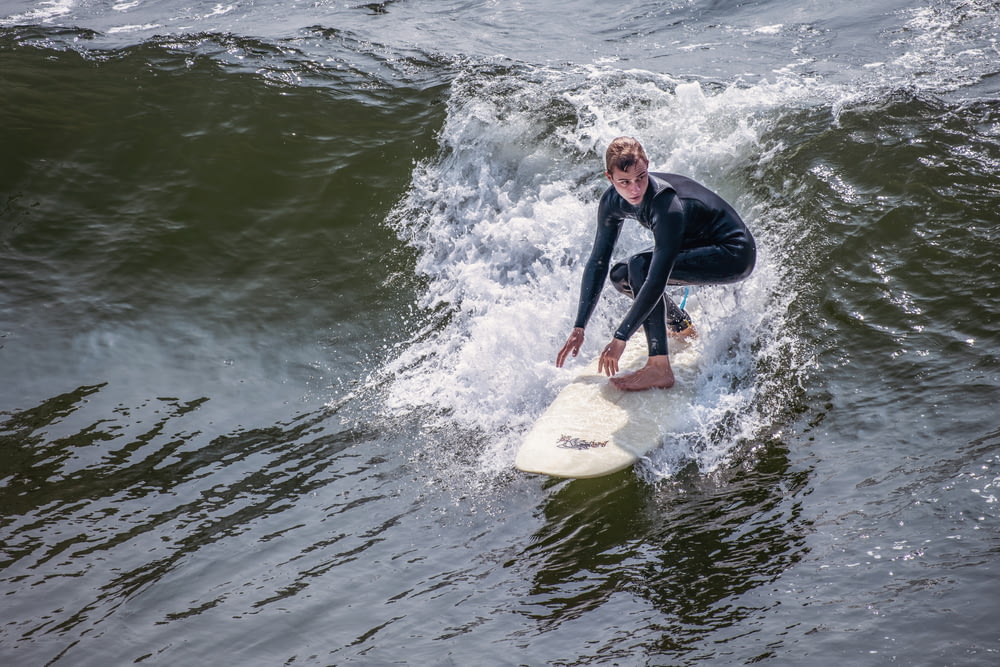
[519,441,811,655]
[0,384,369,659]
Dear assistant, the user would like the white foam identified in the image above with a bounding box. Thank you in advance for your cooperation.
[888,0,1000,94]
[753,24,784,35]
[107,23,160,34]
[375,63,819,482]
[1,0,75,24]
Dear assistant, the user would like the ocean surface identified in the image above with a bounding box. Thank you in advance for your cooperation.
[2,0,999,664]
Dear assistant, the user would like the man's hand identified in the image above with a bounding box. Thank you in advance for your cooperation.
[556,328,586,367]
[598,338,626,376]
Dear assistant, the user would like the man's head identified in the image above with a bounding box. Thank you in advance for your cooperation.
[604,136,648,175]
[605,136,649,205]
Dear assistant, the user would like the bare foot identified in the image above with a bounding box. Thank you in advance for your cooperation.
[668,324,697,340]
[610,356,675,391]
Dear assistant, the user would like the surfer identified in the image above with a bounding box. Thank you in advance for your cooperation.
[556,136,756,391]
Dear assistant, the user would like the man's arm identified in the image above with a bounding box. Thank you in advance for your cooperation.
[556,196,622,367]
[572,199,623,329]
[612,195,685,341]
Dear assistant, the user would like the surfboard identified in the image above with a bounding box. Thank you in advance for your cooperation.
[515,335,699,479]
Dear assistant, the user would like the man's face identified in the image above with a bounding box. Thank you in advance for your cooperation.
[607,160,649,205]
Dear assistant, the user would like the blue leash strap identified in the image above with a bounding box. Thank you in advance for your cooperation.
[678,286,689,311]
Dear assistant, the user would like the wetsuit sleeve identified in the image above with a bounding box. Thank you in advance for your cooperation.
[613,194,685,341]
[573,198,623,329]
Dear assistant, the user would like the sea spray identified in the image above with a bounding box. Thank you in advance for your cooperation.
[381,62,817,482]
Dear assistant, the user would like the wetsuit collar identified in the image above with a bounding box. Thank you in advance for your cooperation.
[647,173,675,198]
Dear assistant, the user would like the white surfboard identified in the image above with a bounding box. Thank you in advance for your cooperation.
[516,336,699,479]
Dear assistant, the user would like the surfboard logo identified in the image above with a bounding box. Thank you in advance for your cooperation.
[556,435,608,450]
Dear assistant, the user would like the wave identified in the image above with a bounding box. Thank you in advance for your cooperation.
[369,0,1000,483]
[370,62,820,483]
[5,0,995,486]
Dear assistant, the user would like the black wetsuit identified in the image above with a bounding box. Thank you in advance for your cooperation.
[573,173,756,356]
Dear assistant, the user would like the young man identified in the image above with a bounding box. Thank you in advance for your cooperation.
[556,136,756,391]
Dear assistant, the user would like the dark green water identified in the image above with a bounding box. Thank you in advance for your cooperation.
[2,1,1000,664]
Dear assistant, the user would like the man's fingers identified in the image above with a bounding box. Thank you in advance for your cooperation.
[599,349,617,376]
[556,329,585,368]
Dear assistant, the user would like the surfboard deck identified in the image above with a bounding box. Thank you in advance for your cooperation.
[515,336,699,479]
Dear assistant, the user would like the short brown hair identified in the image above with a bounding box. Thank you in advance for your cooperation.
[605,136,648,174]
